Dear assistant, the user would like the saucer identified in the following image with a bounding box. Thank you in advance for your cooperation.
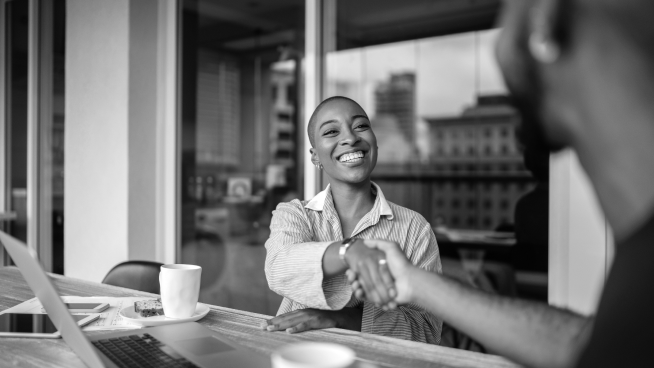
[119,303,210,327]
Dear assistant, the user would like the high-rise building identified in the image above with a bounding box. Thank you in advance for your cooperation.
[422,94,534,230]
[195,49,241,167]
[375,73,416,144]
[270,67,296,168]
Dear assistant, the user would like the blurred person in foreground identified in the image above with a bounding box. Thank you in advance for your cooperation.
[261,96,443,344]
[349,0,654,367]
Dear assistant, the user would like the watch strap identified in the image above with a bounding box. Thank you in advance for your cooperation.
[339,238,356,266]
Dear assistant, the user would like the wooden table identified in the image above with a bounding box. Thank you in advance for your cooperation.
[0,267,521,368]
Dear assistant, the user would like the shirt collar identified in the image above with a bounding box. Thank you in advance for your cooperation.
[304,182,394,220]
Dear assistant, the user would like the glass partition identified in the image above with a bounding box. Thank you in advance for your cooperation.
[179,0,304,315]
[326,0,549,306]
[1,0,65,273]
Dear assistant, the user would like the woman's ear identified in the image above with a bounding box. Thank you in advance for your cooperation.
[310,148,319,165]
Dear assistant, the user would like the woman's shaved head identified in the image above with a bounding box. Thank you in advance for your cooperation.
[307,96,366,148]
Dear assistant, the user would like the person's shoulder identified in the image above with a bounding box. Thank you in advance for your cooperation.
[386,201,430,227]
[274,198,309,216]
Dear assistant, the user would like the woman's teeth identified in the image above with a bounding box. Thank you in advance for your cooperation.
[339,151,364,163]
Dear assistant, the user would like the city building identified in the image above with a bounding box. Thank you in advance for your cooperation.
[375,73,417,144]
[270,66,296,169]
[424,95,533,230]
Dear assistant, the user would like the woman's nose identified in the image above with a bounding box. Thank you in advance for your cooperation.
[339,127,361,145]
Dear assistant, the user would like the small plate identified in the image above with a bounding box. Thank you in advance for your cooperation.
[119,303,210,327]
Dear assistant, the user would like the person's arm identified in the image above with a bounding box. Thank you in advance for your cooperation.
[265,202,394,310]
[357,240,592,368]
[264,202,349,309]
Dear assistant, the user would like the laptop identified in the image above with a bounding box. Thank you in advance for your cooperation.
[0,231,271,368]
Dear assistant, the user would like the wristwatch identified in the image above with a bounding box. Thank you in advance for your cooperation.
[339,238,358,266]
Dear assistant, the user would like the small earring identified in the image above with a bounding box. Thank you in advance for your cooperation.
[529,31,560,64]
[315,163,323,170]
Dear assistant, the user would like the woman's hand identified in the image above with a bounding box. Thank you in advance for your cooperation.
[260,307,362,333]
[343,240,397,307]
[347,240,418,308]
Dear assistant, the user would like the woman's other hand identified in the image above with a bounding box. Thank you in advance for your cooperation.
[260,307,362,333]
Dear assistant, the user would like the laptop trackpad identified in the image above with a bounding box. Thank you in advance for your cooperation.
[176,336,235,356]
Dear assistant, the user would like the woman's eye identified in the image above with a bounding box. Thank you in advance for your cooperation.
[323,129,337,136]
[356,124,370,130]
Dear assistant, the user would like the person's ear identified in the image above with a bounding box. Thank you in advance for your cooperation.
[529,0,568,64]
[310,148,319,166]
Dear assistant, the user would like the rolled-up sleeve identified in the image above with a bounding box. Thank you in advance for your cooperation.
[264,202,351,310]
[361,222,443,344]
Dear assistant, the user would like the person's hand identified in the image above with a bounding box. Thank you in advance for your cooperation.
[347,240,417,307]
[259,308,362,333]
[344,240,396,307]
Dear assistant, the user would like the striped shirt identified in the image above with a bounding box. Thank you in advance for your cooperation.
[264,182,443,344]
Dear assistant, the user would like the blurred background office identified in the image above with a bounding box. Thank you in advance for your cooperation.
[0,0,613,351]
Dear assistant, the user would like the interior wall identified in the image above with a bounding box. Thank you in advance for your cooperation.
[549,149,612,315]
[128,0,158,261]
[65,0,130,281]
[66,0,174,281]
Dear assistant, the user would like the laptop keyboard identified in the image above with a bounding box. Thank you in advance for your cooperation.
[92,333,200,368]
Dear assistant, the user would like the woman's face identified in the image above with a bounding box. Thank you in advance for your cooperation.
[310,99,378,185]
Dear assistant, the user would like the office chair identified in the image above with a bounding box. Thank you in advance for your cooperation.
[102,260,163,294]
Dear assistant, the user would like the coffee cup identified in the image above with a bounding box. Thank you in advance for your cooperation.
[159,264,202,318]
[271,342,355,368]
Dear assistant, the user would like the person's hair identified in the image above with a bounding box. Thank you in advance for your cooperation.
[307,96,364,148]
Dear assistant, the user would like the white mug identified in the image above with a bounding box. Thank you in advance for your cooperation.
[271,342,355,368]
[159,264,202,318]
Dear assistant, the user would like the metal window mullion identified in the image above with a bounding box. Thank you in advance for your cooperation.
[0,0,7,266]
[27,0,53,271]
[304,0,323,199]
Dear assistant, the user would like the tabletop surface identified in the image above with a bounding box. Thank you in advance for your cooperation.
[0,267,522,368]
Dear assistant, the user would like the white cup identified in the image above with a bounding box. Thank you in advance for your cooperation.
[271,342,356,368]
[159,264,202,318]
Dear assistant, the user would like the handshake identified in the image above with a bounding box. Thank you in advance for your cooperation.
[260,239,423,334]
[343,239,418,310]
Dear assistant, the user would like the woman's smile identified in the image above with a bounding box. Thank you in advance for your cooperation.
[336,150,367,165]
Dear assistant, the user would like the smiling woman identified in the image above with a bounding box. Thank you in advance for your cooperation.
[262,96,444,344]
[310,96,378,191]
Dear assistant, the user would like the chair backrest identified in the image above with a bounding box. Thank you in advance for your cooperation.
[101,260,163,294]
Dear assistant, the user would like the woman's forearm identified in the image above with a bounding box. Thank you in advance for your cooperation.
[322,241,348,277]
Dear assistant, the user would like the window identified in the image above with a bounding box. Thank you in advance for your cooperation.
[178,0,303,316]
[467,199,477,209]
[467,217,476,226]
[324,1,545,275]
[2,0,66,273]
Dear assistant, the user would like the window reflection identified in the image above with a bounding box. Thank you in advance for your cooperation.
[179,0,303,315]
